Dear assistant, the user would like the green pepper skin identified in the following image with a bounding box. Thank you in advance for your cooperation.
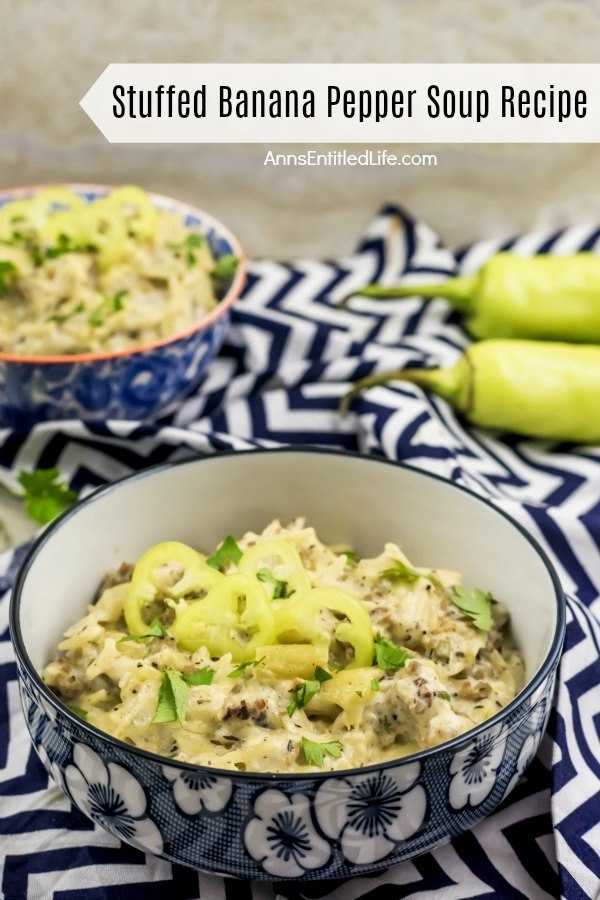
[345,253,600,344]
[468,254,600,342]
[341,339,600,444]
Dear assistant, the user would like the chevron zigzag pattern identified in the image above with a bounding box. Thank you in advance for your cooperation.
[0,205,599,899]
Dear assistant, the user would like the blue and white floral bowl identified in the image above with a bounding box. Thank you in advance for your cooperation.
[9,449,565,879]
[0,184,246,426]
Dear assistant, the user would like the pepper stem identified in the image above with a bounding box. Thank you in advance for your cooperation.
[340,357,471,417]
[339,275,476,311]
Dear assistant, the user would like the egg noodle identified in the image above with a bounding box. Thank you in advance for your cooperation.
[43,518,524,774]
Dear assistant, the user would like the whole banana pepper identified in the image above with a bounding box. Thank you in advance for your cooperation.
[343,253,600,343]
[341,339,600,443]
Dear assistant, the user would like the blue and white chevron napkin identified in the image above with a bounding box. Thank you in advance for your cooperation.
[1,206,599,900]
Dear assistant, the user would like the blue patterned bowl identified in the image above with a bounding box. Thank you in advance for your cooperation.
[9,449,565,879]
[0,184,246,426]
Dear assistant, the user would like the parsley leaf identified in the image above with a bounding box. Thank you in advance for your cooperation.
[439,692,452,701]
[342,550,357,568]
[183,667,214,686]
[211,254,238,283]
[336,548,357,568]
[370,678,380,692]
[379,558,423,584]
[314,666,332,684]
[301,737,343,767]
[450,586,493,632]
[46,302,85,324]
[257,568,293,599]
[0,233,23,246]
[206,535,242,570]
[373,634,413,672]
[0,260,17,296]
[288,679,320,716]
[68,705,88,719]
[287,666,332,716]
[45,233,79,259]
[167,233,204,267]
[167,233,203,252]
[18,468,77,525]
[151,667,213,725]
[118,618,168,642]
[228,657,265,678]
[89,290,128,327]
[152,669,189,725]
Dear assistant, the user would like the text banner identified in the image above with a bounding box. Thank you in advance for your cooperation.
[80,63,599,143]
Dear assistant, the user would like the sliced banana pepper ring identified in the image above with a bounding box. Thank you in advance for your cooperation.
[274,586,374,669]
[238,539,311,605]
[80,199,129,270]
[1,189,83,242]
[124,541,217,637]
[35,188,84,214]
[170,573,275,661]
[0,186,159,268]
[0,199,46,240]
[106,186,159,239]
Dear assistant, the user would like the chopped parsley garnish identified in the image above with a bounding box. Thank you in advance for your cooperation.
[118,618,168,642]
[373,634,413,672]
[182,667,215,686]
[206,535,242,570]
[168,234,203,251]
[341,550,357,568]
[256,568,293,599]
[211,254,238,283]
[68,705,88,719]
[228,657,265,678]
[152,667,214,725]
[18,468,77,525]
[0,260,17,296]
[301,737,342,767]
[450,586,493,632]
[46,302,85,324]
[45,233,78,259]
[89,290,128,327]
[0,231,24,246]
[439,692,452,702]
[356,690,363,698]
[152,670,189,725]
[370,679,380,692]
[313,666,332,684]
[379,558,423,584]
[287,666,332,716]
[382,718,392,733]
[167,233,204,267]
[287,682,319,716]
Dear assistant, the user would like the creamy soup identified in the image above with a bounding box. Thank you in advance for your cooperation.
[0,186,236,356]
[43,518,524,773]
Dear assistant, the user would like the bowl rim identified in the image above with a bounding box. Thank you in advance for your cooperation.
[9,446,566,782]
[0,183,247,365]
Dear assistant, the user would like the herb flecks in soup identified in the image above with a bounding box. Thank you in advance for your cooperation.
[0,186,237,356]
